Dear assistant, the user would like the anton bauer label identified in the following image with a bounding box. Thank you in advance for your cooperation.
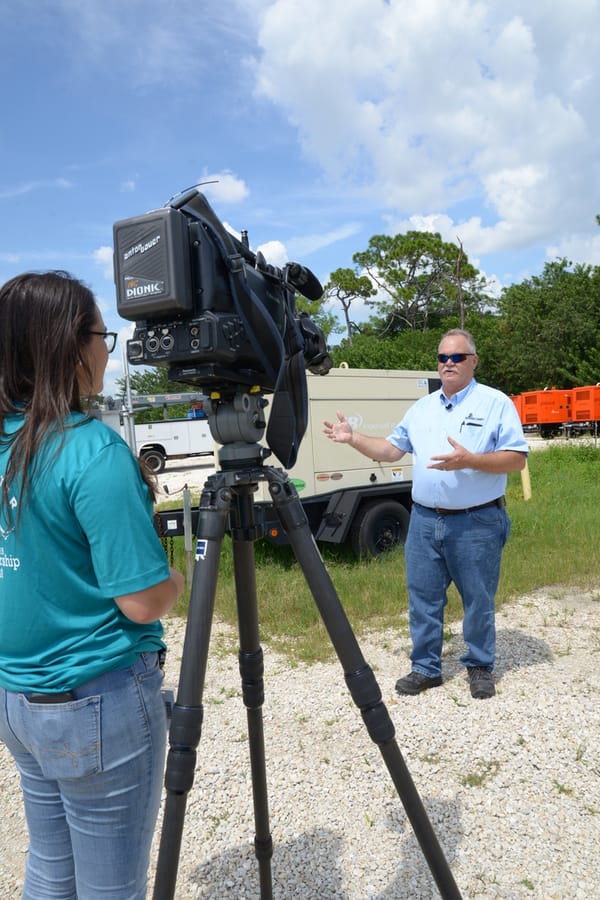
[123,234,161,261]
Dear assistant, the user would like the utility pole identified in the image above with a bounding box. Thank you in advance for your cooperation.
[120,344,137,454]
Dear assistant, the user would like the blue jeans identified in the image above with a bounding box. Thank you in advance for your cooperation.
[404,503,511,678]
[0,652,167,900]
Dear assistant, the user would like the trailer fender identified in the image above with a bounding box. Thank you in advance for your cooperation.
[314,489,366,545]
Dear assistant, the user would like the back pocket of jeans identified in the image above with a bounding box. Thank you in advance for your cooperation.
[28,696,101,780]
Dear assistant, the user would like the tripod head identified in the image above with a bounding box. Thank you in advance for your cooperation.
[203,390,271,471]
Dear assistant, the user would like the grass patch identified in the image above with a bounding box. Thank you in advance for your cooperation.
[163,443,600,662]
[460,759,500,788]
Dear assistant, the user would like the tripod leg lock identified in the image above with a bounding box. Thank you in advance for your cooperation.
[239,648,265,709]
[254,835,273,863]
[345,666,396,744]
[163,747,198,794]
[163,704,205,794]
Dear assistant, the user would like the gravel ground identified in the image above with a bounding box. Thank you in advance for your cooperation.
[155,457,216,499]
[1,586,598,899]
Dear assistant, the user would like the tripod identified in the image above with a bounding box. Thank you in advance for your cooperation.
[152,438,463,899]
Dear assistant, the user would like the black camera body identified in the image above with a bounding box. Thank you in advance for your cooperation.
[113,189,331,466]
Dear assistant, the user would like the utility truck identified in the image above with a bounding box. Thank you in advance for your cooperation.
[100,399,213,474]
[154,367,440,557]
[132,418,213,473]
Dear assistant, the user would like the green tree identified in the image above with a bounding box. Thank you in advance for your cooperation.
[352,231,489,334]
[323,267,376,344]
[116,367,198,421]
[461,312,505,390]
[331,329,443,372]
[117,366,196,397]
[494,260,600,394]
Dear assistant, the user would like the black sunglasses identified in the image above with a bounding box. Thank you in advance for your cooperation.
[437,352,475,364]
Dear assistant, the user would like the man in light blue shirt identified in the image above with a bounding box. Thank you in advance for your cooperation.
[323,329,528,699]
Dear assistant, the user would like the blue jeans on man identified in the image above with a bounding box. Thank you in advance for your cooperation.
[404,502,511,678]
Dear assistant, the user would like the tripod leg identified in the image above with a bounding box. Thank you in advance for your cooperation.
[268,473,463,900]
[230,485,273,899]
[153,478,232,900]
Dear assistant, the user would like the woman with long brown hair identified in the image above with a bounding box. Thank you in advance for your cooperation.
[0,270,184,899]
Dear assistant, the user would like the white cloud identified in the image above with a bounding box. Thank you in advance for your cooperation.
[286,223,362,259]
[251,0,600,264]
[94,245,114,279]
[201,172,250,204]
[256,240,288,268]
[0,178,72,200]
[547,233,600,267]
[9,0,595,309]
[40,0,259,86]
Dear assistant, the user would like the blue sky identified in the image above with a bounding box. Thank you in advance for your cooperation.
[1,0,599,397]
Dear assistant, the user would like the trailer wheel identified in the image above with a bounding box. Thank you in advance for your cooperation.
[350,499,409,558]
[140,448,166,474]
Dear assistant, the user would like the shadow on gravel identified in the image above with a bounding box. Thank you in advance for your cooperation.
[493,627,553,677]
[437,627,552,685]
[186,800,462,899]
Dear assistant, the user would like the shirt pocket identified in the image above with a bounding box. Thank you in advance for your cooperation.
[457,420,486,452]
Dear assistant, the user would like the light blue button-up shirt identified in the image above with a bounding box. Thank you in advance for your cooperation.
[386,379,529,510]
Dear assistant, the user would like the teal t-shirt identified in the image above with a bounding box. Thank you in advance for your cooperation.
[0,412,171,692]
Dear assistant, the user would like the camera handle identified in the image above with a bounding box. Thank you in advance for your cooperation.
[152,457,462,900]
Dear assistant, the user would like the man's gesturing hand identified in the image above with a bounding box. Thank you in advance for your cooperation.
[323,410,353,443]
[428,436,473,470]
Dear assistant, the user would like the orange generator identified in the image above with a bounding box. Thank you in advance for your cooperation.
[570,385,600,426]
[518,389,572,431]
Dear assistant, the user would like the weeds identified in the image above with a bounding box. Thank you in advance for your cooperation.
[460,759,500,788]
[552,780,574,796]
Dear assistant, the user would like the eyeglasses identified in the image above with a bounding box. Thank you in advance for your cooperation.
[437,352,475,364]
[88,331,118,353]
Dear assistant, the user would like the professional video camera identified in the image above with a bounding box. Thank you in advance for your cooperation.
[113,188,332,468]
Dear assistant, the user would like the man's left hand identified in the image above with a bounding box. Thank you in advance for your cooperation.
[428,436,473,470]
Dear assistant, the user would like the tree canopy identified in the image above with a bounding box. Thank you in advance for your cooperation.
[324,230,600,395]
[351,231,488,334]
[489,260,600,393]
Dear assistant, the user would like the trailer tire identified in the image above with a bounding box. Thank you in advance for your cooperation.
[350,499,409,558]
[140,448,166,474]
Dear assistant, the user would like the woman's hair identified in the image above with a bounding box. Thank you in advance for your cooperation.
[0,270,97,520]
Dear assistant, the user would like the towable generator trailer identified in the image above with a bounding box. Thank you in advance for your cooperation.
[154,367,440,557]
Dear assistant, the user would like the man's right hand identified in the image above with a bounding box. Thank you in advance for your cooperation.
[323,410,353,443]
[324,411,405,463]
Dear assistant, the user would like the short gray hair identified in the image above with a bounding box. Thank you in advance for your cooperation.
[439,328,476,354]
